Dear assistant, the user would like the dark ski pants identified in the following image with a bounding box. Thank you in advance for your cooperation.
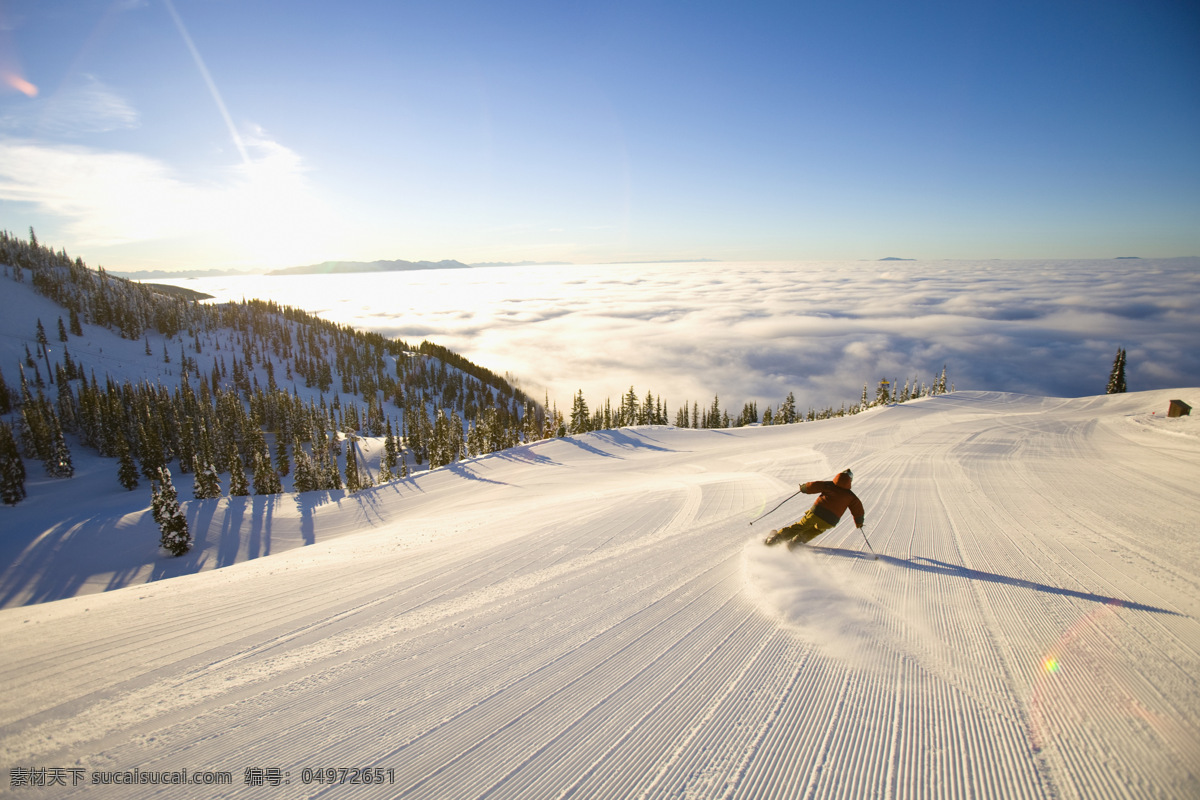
[776,508,836,545]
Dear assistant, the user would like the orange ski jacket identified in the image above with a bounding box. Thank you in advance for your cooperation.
[801,480,865,528]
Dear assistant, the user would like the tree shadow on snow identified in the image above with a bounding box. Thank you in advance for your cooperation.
[0,511,155,606]
[558,429,677,460]
[591,429,675,452]
[811,547,1183,616]
[492,447,564,468]
[444,462,510,486]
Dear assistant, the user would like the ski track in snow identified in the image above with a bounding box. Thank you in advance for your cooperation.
[2,391,1200,798]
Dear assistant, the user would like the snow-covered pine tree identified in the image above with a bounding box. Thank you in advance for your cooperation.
[152,466,192,557]
[777,392,797,425]
[874,378,891,407]
[1106,348,1127,394]
[274,437,290,478]
[383,421,398,472]
[570,390,590,435]
[449,410,465,463]
[344,438,361,493]
[292,438,317,493]
[0,423,27,505]
[325,438,343,490]
[253,452,281,495]
[228,452,250,496]
[192,453,221,499]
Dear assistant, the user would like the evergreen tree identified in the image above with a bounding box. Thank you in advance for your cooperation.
[292,439,317,493]
[0,423,26,506]
[325,437,343,490]
[449,410,465,462]
[708,395,721,429]
[45,415,74,478]
[228,452,250,496]
[675,405,690,427]
[875,378,892,407]
[274,436,290,478]
[570,390,590,434]
[383,421,398,472]
[344,437,361,492]
[192,453,221,499]
[137,421,164,480]
[1106,348,1127,394]
[253,451,281,494]
[152,466,192,556]
[0,366,10,415]
[117,435,140,491]
[777,392,797,425]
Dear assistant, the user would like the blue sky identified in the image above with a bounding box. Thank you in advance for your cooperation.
[1,0,1197,271]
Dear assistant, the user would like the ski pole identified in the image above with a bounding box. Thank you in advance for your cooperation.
[749,488,803,526]
[858,525,878,559]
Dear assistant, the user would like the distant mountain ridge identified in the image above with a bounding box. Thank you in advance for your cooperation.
[268,259,471,276]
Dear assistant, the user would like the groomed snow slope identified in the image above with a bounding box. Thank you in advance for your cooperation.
[3,390,1199,799]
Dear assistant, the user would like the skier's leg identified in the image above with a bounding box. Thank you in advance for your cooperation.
[776,509,821,544]
[765,508,816,546]
[790,516,834,545]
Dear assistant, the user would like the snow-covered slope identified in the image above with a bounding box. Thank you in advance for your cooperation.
[3,390,1199,798]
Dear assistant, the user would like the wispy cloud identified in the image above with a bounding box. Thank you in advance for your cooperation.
[0,74,138,136]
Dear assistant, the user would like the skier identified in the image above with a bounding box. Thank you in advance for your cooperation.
[764,469,865,548]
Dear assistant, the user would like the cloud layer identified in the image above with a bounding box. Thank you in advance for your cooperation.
[171,259,1200,414]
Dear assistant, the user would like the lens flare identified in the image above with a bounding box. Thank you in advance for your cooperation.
[2,71,38,97]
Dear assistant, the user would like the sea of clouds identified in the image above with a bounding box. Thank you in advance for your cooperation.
[166,259,1200,415]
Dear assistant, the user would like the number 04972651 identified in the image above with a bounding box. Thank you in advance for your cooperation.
[300,768,395,785]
